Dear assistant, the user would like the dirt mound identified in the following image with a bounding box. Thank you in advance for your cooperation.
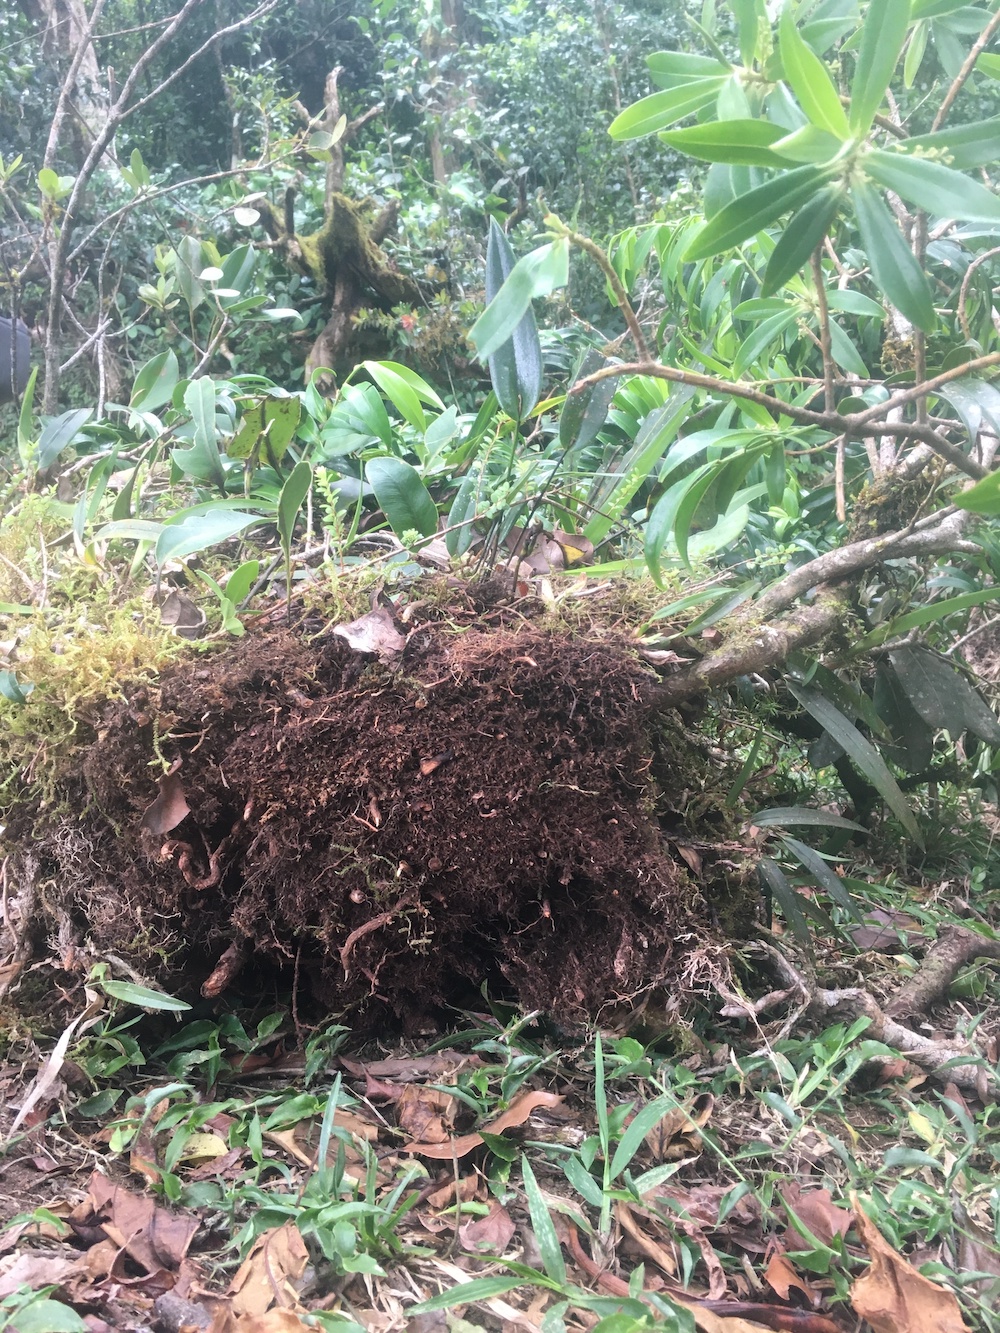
[13,613,719,1024]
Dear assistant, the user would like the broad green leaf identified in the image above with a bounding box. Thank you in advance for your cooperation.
[647,50,731,86]
[732,0,761,64]
[174,233,206,312]
[609,1095,676,1180]
[825,289,885,318]
[865,149,1000,224]
[977,52,1000,80]
[362,361,427,432]
[446,466,481,557]
[277,459,313,552]
[218,244,257,305]
[762,184,843,294]
[684,164,833,260]
[851,179,935,331]
[424,404,460,462]
[8,1299,88,1333]
[96,519,165,544]
[559,351,616,451]
[609,80,728,139]
[229,395,301,463]
[521,1157,566,1283]
[779,5,851,139]
[37,407,91,470]
[365,456,438,539]
[954,470,1000,514]
[770,124,845,163]
[471,236,568,365]
[477,219,544,420]
[753,807,866,831]
[154,510,262,565]
[904,118,1000,171]
[889,644,1000,743]
[850,0,911,134]
[173,376,227,489]
[319,382,393,457]
[659,120,788,166]
[130,349,179,412]
[644,461,714,581]
[364,359,444,411]
[787,682,922,844]
[689,501,751,561]
[225,559,260,606]
[101,979,191,1011]
[0,669,33,703]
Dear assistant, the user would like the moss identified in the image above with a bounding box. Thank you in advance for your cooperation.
[848,474,930,540]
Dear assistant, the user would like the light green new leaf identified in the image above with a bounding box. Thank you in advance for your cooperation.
[762,184,843,294]
[779,5,850,139]
[365,456,438,539]
[410,1278,525,1314]
[788,682,922,844]
[362,361,427,431]
[866,149,1000,224]
[955,469,1000,514]
[130,349,179,412]
[471,236,568,365]
[364,359,444,412]
[659,119,789,166]
[904,19,928,87]
[850,0,911,134]
[851,179,935,331]
[904,117,1000,170]
[978,52,1000,81]
[770,124,845,163]
[684,164,833,260]
[609,79,728,139]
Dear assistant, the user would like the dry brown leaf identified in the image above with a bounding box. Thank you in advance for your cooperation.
[0,1251,85,1300]
[780,1183,852,1247]
[340,1050,482,1080]
[764,1248,818,1305]
[396,1082,457,1144]
[644,1092,713,1163]
[84,1171,199,1275]
[210,1307,316,1332]
[851,1200,969,1333]
[459,1199,515,1254]
[157,589,207,639]
[405,1089,563,1159]
[426,1173,481,1210]
[333,607,405,660]
[228,1222,308,1318]
[141,766,191,835]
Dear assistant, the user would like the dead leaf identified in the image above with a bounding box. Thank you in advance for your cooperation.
[0,1251,86,1299]
[396,1082,457,1144]
[405,1089,563,1159]
[848,907,923,952]
[333,607,405,660]
[644,1092,714,1162]
[764,1247,818,1305]
[426,1174,481,1210]
[7,989,105,1141]
[210,1308,316,1332]
[340,1050,483,1080]
[459,1199,515,1254]
[83,1172,199,1276]
[780,1183,852,1248]
[851,1200,969,1333]
[141,764,191,835]
[157,589,207,639]
[228,1223,308,1318]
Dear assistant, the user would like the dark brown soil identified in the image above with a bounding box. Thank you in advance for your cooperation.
[11,610,728,1025]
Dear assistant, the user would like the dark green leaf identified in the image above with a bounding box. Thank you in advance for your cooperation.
[684,165,833,261]
[780,835,863,921]
[866,149,1000,224]
[828,318,869,376]
[759,857,814,951]
[365,456,438,539]
[521,1157,566,1283]
[788,682,922,843]
[753,807,866,831]
[173,377,227,489]
[559,351,616,450]
[762,184,843,294]
[277,459,313,552]
[0,669,33,703]
[850,0,912,133]
[851,179,936,331]
[473,219,548,420]
[889,644,1000,743]
[37,408,91,470]
[175,233,206,313]
[874,662,935,772]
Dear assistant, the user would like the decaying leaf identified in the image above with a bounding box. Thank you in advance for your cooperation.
[228,1222,308,1318]
[141,763,191,835]
[333,607,406,659]
[780,1183,852,1247]
[405,1088,563,1158]
[396,1081,457,1144]
[851,1200,969,1333]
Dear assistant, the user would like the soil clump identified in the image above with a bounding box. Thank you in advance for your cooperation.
[8,607,726,1024]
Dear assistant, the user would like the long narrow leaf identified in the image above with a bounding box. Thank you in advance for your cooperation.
[779,6,850,139]
[850,0,912,133]
[521,1157,566,1284]
[851,180,935,332]
[866,149,1000,224]
[609,80,727,139]
[684,165,833,261]
[787,682,922,844]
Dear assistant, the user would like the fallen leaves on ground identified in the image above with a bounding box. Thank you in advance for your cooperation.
[851,1199,970,1333]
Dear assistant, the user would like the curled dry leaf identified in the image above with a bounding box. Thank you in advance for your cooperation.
[141,765,191,836]
[227,1222,308,1318]
[780,1183,852,1248]
[405,1088,564,1158]
[333,606,406,660]
[851,1200,969,1333]
[396,1081,458,1144]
